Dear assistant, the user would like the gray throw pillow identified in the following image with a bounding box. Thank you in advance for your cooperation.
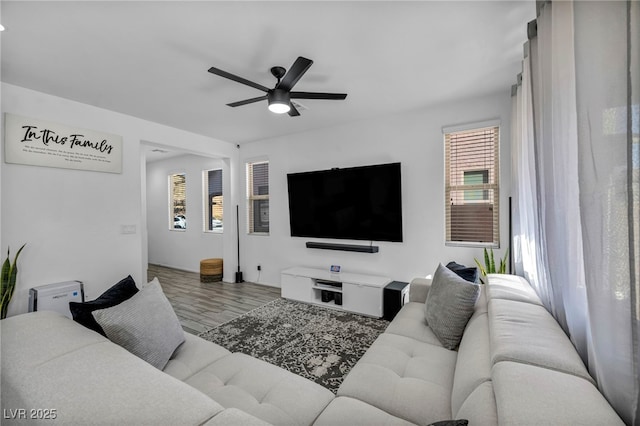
[425,263,480,350]
[92,279,185,370]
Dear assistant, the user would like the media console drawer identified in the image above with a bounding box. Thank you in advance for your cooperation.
[342,283,383,318]
[280,266,390,318]
[281,274,312,303]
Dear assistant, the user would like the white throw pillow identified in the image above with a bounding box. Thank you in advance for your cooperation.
[92,279,185,369]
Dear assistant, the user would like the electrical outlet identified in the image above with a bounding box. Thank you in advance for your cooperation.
[257,265,261,271]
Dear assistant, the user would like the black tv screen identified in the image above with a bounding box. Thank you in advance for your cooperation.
[287,162,403,242]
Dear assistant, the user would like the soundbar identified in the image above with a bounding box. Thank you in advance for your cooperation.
[305,242,379,253]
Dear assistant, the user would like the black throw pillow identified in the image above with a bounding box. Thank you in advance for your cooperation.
[69,275,139,336]
[446,261,479,283]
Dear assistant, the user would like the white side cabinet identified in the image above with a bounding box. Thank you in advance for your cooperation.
[280,267,390,318]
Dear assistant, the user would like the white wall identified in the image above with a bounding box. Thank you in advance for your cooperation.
[0,83,237,316]
[1,82,513,315]
[146,154,227,272]
[239,91,512,286]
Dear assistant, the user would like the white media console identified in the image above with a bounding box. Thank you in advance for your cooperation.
[280,267,391,317]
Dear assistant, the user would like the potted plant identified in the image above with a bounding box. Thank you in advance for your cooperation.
[474,247,508,284]
[1,244,26,319]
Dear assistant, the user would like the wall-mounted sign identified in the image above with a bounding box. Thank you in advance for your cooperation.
[4,113,123,174]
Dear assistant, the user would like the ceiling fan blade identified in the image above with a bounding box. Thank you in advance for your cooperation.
[288,103,301,117]
[276,57,313,91]
[226,95,268,107]
[290,92,348,100]
[208,66,270,93]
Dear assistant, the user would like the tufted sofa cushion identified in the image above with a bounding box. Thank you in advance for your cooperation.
[203,408,273,425]
[314,396,415,426]
[185,352,334,426]
[337,332,457,425]
[384,302,443,345]
[164,333,231,381]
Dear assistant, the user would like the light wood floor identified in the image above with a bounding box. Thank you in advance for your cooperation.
[147,264,281,335]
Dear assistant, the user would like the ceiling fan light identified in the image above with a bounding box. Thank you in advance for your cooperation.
[268,102,291,114]
[268,89,291,114]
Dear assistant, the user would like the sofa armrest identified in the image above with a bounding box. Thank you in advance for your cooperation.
[409,277,432,303]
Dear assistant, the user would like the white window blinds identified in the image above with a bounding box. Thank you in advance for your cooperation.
[444,125,500,246]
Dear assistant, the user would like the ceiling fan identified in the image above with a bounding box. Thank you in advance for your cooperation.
[207,56,347,117]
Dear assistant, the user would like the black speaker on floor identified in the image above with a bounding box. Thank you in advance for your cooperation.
[383,281,409,321]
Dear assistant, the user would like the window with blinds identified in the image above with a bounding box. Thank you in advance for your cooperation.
[247,161,269,234]
[204,169,223,232]
[444,125,499,246]
[170,173,186,230]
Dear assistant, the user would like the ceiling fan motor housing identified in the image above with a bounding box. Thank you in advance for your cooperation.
[267,89,291,113]
[268,89,290,105]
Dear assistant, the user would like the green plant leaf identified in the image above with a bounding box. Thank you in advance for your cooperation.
[474,258,487,277]
[1,255,11,301]
[489,248,496,274]
[483,248,490,274]
[501,248,509,274]
[13,244,26,262]
[1,244,26,320]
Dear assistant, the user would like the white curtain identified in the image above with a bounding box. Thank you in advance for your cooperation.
[510,43,554,313]
[534,0,591,361]
[573,1,639,423]
[511,1,639,424]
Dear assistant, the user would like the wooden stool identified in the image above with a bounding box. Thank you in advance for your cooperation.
[200,258,223,283]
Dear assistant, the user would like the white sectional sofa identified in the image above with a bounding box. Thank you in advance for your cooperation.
[317,273,625,425]
[0,274,625,425]
[1,310,332,426]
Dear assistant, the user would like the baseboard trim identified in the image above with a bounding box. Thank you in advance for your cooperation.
[148,263,199,274]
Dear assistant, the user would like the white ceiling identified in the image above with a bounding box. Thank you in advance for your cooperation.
[1,1,535,146]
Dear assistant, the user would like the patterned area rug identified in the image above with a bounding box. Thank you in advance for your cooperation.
[198,298,389,393]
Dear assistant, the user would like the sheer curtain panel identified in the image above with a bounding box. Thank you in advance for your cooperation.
[511,1,639,423]
[511,46,554,312]
[574,1,639,422]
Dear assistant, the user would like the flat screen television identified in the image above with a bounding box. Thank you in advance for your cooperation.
[287,162,403,242]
